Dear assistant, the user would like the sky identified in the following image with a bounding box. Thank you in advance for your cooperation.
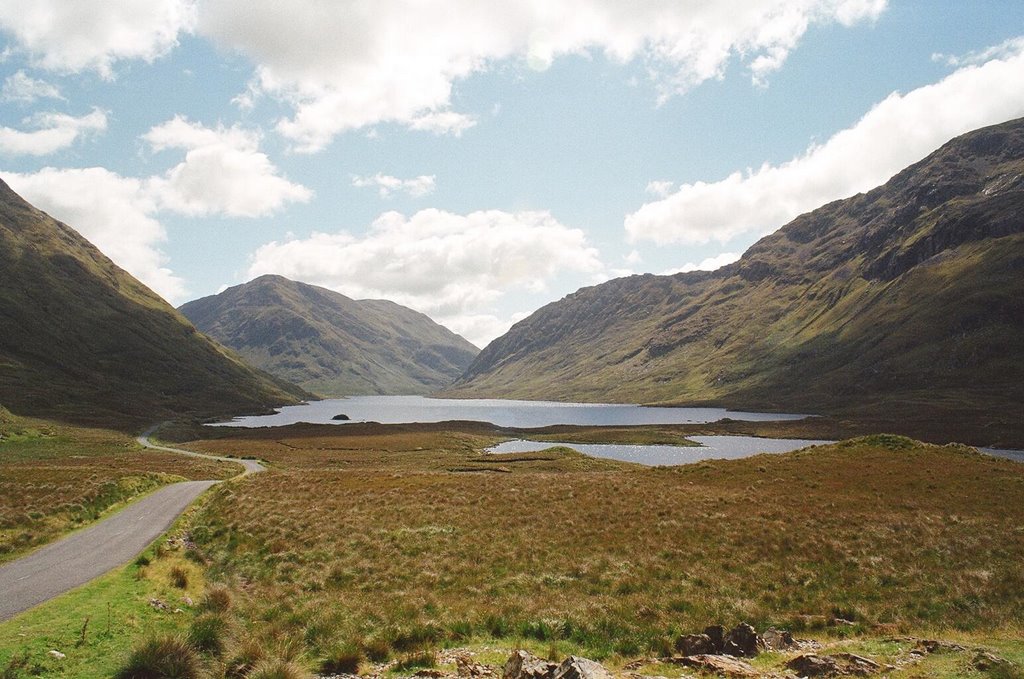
[1,1,1023,348]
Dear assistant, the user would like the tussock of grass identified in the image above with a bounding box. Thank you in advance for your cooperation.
[114,635,200,679]
[175,427,1024,665]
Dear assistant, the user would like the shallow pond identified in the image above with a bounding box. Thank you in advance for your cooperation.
[487,435,834,466]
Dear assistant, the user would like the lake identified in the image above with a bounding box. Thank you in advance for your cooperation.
[487,436,834,466]
[214,395,811,429]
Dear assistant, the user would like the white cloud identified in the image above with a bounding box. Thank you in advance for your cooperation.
[0,118,310,303]
[408,110,477,137]
[0,109,106,156]
[645,180,674,197]
[626,42,1024,245]
[1,70,63,103]
[143,116,312,217]
[2,167,187,302]
[662,251,741,275]
[247,208,603,345]
[0,0,196,77]
[197,0,885,151]
[351,173,436,199]
[933,36,1024,68]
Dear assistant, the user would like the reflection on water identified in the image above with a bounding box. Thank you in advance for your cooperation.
[215,395,812,428]
[488,438,1024,467]
[487,435,834,466]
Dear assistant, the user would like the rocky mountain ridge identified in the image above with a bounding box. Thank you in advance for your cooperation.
[180,275,478,396]
[447,118,1024,445]
[0,179,306,428]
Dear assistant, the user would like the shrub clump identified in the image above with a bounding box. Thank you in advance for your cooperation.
[201,583,233,613]
[320,645,363,675]
[223,638,267,679]
[169,565,189,589]
[394,651,437,672]
[246,658,310,679]
[115,635,200,679]
[187,613,229,656]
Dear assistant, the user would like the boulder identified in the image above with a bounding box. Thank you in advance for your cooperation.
[703,625,725,653]
[973,651,1013,673]
[762,627,795,651]
[331,413,351,421]
[915,639,966,654]
[722,623,764,658]
[786,653,880,676]
[675,633,716,657]
[679,655,758,677]
[503,651,558,679]
[551,656,613,679]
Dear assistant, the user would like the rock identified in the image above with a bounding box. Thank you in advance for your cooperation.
[48,650,66,660]
[762,627,795,651]
[551,656,613,679]
[332,413,351,420]
[675,633,716,656]
[414,671,446,678]
[722,623,763,658]
[973,651,1013,673]
[503,651,558,679]
[914,639,966,654]
[456,653,495,678]
[786,653,880,676]
[703,625,725,653]
[678,655,758,677]
[829,617,857,627]
[787,654,835,676]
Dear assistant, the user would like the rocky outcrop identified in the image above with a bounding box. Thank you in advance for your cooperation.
[675,623,770,658]
[722,623,764,658]
[551,657,612,679]
[678,654,759,677]
[502,651,558,679]
[675,633,715,656]
[786,653,881,677]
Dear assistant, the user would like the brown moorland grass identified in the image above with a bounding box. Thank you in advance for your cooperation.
[178,426,1024,665]
[0,412,235,561]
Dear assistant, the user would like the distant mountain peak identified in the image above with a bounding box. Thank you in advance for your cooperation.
[180,275,478,396]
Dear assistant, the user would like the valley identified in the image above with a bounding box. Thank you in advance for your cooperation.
[1,81,1023,679]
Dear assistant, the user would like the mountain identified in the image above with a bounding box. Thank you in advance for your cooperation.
[447,118,1024,445]
[179,275,479,396]
[0,179,307,429]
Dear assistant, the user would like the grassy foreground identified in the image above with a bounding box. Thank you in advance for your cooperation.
[3,421,1023,678]
[161,426,1024,674]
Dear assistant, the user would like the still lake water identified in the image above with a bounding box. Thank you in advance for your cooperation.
[215,395,810,429]
[213,395,1024,467]
[488,436,833,466]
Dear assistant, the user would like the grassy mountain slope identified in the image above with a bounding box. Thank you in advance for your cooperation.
[179,275,479,396]
[0,179,307,429]
[447,118,1024,446]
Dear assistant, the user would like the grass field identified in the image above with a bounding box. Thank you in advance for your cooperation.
[162,425,1024,675]
[3,418,1023,678]
[0,410,235,562]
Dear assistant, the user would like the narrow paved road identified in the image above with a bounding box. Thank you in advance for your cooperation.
[0,430,261,622]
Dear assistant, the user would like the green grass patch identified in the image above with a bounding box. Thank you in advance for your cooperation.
[0,560,195,679]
